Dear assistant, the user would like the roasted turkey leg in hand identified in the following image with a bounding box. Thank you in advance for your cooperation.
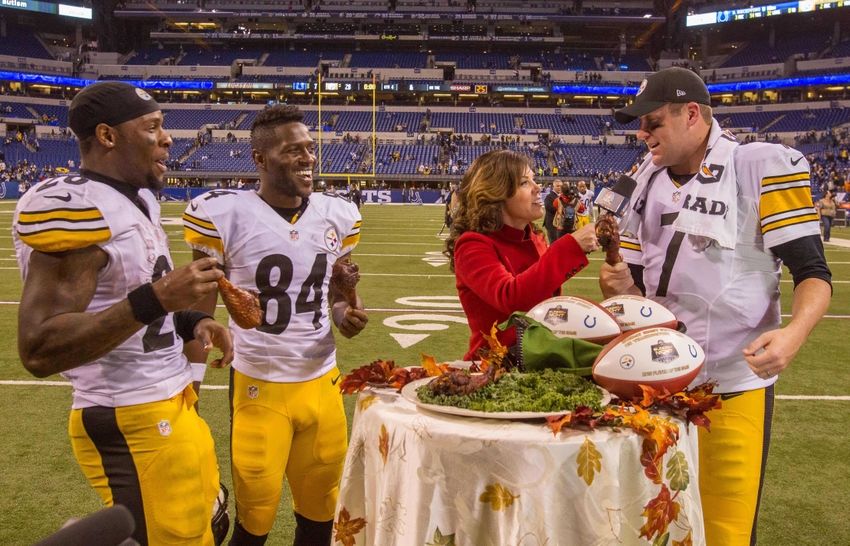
[596,213,622,266]
[217,276,262,329]
[330,259,360,308]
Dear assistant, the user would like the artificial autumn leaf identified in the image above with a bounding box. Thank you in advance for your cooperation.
[640,484,681,541]
[338,359,398,394]
[426,527,457,546]
[639,384,671,408]
[334,507,366,546]
[577,436,603,486]
[358,394,378,412]
[479,483,519,511]
[479,322,508,369]
[666,451,690,492]
[652,532,670,546]
[378,424,389,465]
[672,530,693,546]
[420,353,450,376]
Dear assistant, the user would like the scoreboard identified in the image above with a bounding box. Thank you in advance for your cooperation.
[687,0,849,27]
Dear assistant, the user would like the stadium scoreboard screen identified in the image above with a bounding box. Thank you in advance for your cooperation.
[275,81,493,94]
[0,0,91,19]
[687,0,849,27]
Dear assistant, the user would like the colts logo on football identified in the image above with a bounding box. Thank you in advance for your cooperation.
[604,303,624,316]
[544,305,568,325]
[157,419,172,437]
[324,227,340,251]
[247,385,259,400]
[651,340,679,364]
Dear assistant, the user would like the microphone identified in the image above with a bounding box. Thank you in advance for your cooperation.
[594,175,637,217]
[35,505,137,546]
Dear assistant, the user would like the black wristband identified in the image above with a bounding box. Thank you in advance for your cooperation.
[127,283,167,325]
[174,310,214,342]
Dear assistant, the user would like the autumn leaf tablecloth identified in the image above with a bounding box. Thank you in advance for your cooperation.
[334,390,704,546]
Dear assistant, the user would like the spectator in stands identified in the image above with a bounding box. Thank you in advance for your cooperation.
[12,81,233,545]
[602,67,832,546]
[817,189,839,242]
[543,178,562,243]
[444,149,598,360]
[183,104,366,546]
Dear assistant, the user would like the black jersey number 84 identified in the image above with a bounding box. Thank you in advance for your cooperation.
[255,253,326,334]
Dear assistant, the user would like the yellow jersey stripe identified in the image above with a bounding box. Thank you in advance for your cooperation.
[762,213,819,234]
[620,241,641,251]
[17,227,111,253]
[18,207,103,224]
[352,220,363,229]
[184,225,224,256]
[760,186,814,220]
[761,172,809,187]
[342,233,361,248]
[182,212,216,232]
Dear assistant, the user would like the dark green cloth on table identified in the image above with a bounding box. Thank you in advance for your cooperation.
[499,312,604,376]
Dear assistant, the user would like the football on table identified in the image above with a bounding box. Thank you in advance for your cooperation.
[592,327,704,401]
[600,295,678,331]
[526,296,621,344]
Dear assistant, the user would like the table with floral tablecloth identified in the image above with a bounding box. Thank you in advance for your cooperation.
[334,388,704,546]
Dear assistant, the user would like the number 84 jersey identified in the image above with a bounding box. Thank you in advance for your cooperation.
[183,190,362,383]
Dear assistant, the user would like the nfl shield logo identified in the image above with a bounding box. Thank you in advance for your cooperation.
[157,419,172,437]
[247,385,259,399]
[290,230,299,241]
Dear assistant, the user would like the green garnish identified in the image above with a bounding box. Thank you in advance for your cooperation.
[417,369,603,413]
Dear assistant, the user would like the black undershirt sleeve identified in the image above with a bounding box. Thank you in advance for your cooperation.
[627,263,646,296]
[770,234,832,291]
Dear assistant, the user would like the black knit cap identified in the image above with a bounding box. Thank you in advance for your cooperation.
[69,82,161,139]
[614,67,711,124]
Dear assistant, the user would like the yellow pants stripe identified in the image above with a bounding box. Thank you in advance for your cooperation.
[70,386,219,546]
[698,385,774,546]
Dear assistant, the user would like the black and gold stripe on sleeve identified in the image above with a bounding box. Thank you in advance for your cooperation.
[760,172,818,234]
[342,219,362,250]
[16,206,111,252]
[182,211,224,257]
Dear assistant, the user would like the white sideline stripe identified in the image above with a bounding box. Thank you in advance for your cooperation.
[0,380,846,399]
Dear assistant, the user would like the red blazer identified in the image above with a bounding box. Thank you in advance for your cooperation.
[454,224,589,360]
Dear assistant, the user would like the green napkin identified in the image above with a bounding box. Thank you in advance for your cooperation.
[499,312,604,376]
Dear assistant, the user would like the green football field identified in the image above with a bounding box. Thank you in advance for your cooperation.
[0,201,847,545]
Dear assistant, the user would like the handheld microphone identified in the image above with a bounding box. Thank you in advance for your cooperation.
[35,505,137,546]
[594,175,637,217]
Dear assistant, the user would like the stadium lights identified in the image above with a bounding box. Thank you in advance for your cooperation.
[532,95,550,98]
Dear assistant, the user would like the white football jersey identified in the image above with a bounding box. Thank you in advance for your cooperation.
[13,174,192,409]
[183,191,362,382]
[620,142,819,393]
[577,190,593,217]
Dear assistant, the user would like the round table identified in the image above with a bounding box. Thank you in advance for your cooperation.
[335,388,705,545]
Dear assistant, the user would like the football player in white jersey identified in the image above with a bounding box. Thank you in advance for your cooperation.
[183,105,367,546]
[13,82,234,546]
[601,68,832,546]
[575,179,593,228]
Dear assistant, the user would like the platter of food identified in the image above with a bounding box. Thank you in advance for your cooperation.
[400,369,611,420]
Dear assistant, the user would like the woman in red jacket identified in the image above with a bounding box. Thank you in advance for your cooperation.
[445,150,599,360]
